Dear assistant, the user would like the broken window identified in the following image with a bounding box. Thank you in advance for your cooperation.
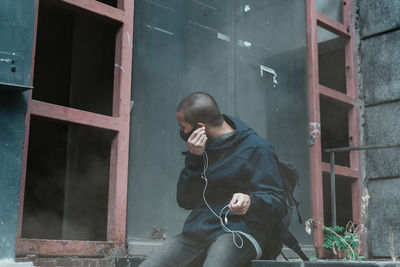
[316,0,344,23]
[323,173,353,227]
[22,116,114,240]
[320,96,350,167]
[318,26,347,94]
[96,0,118,8]
[21,1,118,241]
[32,2,117,116]
[127,0,311,250]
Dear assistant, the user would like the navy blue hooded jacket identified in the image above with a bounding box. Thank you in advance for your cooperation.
[177,115,286,249]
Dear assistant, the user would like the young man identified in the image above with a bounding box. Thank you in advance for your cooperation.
[140,92,285,267]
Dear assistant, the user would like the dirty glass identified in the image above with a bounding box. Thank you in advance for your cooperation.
[316,0,343,24]
[128,0,311,251]
[317,26,347,93]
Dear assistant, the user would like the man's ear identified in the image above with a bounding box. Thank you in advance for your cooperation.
[197,122,206,129]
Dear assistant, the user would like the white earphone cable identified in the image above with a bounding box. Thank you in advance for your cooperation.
[201,151,243,248]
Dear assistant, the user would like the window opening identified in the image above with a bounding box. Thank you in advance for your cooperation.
[317,26,347,94]
[323,173,353,227]
[32,2,117,116]
[316,0,344,24]
[96,0,118,8]
[21,116,114,240]
[320,96,350,167]
[128,0,310,247]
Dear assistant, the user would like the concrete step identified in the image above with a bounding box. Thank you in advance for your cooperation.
[15,257,146,267]
[251,260,400,267]
[14,256,400,267]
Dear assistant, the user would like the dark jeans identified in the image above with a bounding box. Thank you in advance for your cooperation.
[139,233,257,267]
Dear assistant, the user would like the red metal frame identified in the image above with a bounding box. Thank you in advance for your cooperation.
[16,0,361,258]
[16,0,134,256]
[306,0,361,258]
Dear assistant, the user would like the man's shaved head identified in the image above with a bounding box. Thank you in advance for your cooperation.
[177,92,223,127]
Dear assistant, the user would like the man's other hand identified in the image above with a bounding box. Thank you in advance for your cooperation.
[188,127,207,155]
[229,193,251,215]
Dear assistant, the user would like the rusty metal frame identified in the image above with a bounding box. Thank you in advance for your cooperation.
[16,0,134,256]
[306,0,361,258]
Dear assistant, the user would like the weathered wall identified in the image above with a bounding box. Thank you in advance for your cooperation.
[0,0,35,260]
[0,92,29,261]
[357,0,400,258]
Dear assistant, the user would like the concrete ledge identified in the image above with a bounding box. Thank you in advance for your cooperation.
[0,259,34,267]
[13,257,400,267]
[359,0,400,38]
[364,103,400,179]
[15,256,146,267]
[361,29,400,106]
[251,260,400,267]
[252,260,302,266]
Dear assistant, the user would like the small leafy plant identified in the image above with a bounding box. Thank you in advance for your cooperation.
[305,219,364,261]
[323,225,361,260]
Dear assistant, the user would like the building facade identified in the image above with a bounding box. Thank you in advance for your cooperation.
[0,0,399,264]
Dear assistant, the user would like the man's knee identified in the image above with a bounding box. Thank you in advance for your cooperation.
[139,234,204,267]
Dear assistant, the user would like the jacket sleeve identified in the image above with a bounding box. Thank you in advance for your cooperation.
[176,153,204,210]
[246,146,286,222]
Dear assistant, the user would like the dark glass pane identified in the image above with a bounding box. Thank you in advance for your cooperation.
[128,0,311,247]
[22,116,114,240]
[317,0,343,24]
[32,2,117,116]
[320,96,350,167]
[318,26,347,93]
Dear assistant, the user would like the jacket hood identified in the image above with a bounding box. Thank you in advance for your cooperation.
[206,114,256,151]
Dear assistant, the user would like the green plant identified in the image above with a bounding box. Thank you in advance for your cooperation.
[305,219,364,261]
[323,225,360,260]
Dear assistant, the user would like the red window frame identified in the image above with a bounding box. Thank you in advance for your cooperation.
[306,0,361,257]
[16,0,134,256]
[15,0,361,258]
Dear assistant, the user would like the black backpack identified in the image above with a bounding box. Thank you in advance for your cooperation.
[260,156,310,261]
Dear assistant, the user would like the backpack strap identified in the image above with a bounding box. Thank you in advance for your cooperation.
[292,197,303,224]
[279,221,310,261]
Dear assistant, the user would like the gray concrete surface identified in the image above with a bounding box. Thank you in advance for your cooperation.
[368,178,400,258]
[357,0,400,260]
[364,102,400,179]
[361,30,400,105]
[359,0,400,38]
[0,0,35,261]
[252,260,400,267]
[0,92,28,260]
[0,259,34,267]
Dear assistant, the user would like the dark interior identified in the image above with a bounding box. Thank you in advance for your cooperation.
[323,173,354,228]
[318,29,347,94]
[32,1,117,116]
[96,0,118,8]
[22,116,114,240]
[320,96,350,167]
[21,1,117,241]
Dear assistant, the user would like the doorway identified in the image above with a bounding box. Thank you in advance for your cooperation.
[127,0,311,254]
[16,0,134,256]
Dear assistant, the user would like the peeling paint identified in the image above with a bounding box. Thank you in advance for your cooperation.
[260,65,278,87]
[146,0,177,12]
[309,122,321,136]
[193,0,217,12]
[126,32,133,49]
[145,24,174,35]
[114,63,125,72]
[0,258,34,266]
[238,39,252,48]
[0,58,12,63]
[217,32,230,42]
